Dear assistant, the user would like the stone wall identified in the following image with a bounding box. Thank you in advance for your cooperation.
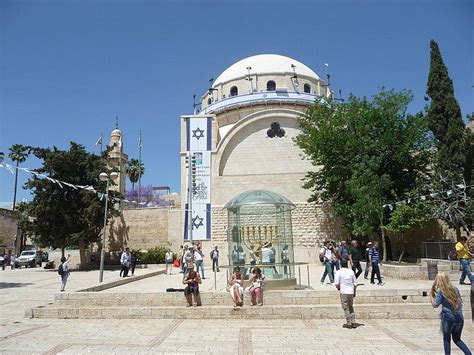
[0,208,17,254]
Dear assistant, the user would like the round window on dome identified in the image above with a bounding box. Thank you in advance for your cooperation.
[230,86,238,97]
[304,83,311,93]
[266,80,276,91]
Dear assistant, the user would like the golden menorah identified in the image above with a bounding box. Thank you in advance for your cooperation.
[240,225,280,263]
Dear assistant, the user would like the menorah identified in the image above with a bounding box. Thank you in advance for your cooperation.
[240,225,281,263]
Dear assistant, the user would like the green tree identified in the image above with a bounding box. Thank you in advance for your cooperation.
[426,39,469,238]
[8,144,29,210]
[295,89,433,261]
[24,143,121,267]
[127,158,145,191]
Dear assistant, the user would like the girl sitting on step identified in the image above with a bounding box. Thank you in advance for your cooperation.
[248,267,267,306]
[229,266,244,307]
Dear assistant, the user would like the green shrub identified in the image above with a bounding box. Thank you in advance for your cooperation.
[139,246,168,264]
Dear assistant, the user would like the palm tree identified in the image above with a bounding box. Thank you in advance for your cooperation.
[127,158,145,192]
[0,151,4,162]
[8,144,29,210]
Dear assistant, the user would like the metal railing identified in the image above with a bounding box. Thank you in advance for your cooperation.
[421,241,455,260]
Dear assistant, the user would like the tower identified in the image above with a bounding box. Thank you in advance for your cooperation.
[107,128,128,195]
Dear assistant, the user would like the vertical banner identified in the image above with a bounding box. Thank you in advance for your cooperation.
[184,116,212,241]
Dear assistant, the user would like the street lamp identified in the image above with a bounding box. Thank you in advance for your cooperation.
[98,171,119,283]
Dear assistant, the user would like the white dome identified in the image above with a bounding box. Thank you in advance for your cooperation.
[213,54,320,87]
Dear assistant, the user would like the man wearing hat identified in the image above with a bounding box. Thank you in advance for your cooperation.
[364,242,373,280]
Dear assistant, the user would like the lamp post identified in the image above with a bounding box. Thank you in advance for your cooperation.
[98,171,119,283]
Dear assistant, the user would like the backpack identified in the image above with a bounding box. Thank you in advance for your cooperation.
[448,249,458,261]
[319,248,326,263]
[58,264,64,276]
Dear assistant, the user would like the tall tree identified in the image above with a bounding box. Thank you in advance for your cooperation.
[295,89,433,261]
[426,39,469,238]
[24,143,121,267]
[8,144,29,210]
[127,158,145,192]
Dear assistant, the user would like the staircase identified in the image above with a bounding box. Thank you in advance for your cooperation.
[26,288,472,320]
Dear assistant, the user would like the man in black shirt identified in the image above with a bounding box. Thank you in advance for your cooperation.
[349,240,363,279]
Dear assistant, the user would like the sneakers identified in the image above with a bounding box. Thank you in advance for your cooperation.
[378,282,385,286]
[460,282,472,285]
[342,324,353,329]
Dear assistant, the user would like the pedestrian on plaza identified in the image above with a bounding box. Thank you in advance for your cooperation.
[210,246,220,272]
[349,240,363,279]
[320,241,336,285]
[335,259,357,329]
[120,248,131,278]
[456,236,473,285]
[130,251,137,276]
[229,266,244,307]
[165,248,174,275]
[364,242,373,279]
[1,253,6,270]
[238,245,247,278]
[183,245,193,277]
[177,245,184,273]
[58,254,71,292]
[249,267,267,306]
[281,244,290,275]
[10,254,16,270]
[194,245,205,279]
[369,242,384,286]
[339,241,350,262]
[231,245,239,266]
[333,241,341,271]
[431,272,472,355]
[183,269,202,307]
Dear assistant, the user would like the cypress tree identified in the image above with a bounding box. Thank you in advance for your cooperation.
[426,39,469,238]
[426,39,466,179]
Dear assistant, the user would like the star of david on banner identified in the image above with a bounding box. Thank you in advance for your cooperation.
[192,215,204,229]
[192,127,205,140]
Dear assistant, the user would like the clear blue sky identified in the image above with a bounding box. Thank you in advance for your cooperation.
[1,0,472,205]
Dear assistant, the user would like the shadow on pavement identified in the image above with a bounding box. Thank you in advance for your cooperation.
[0,282,34,289]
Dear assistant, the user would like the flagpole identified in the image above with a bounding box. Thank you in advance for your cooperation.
[100,132,103,155]
[138,130,142,206]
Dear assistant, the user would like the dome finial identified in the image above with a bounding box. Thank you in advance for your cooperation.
[115,115,119,129]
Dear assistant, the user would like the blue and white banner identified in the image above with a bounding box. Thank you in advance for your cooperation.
[184,116,213,241]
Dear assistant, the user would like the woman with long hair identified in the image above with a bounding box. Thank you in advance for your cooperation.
[229,266,244,307]
[430,272,471,355]
[248,267,267,306]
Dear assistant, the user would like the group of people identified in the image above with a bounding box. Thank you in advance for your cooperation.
[119,248,138,278]
[320,239,384,286]
[229,266,267,307]
[1,252,16,270]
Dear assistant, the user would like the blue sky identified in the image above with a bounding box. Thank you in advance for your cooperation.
[0,0,472,206]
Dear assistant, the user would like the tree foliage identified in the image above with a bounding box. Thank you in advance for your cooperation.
[8,144,29,210]
[426,39,469,236]
[295,89,433,260]
[127,158,145,191]
[23,143,121,266]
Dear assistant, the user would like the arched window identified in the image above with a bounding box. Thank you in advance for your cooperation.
[230,86,238,97]
[207,98,212,105]
[304,83,311,93]
[266,80,276,91]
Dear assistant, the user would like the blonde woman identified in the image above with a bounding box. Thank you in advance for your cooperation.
[430,273,471,355]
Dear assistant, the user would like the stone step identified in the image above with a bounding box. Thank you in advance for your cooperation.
[53,289,470,307]
[28,303,472,320]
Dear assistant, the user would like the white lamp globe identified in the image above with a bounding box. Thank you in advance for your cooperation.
[99,172,108,182]
[110,172,119,181]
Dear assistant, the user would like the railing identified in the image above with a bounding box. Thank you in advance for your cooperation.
[421,241,455,260]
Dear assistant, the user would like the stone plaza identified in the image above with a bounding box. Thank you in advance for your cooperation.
[1,264,473,354]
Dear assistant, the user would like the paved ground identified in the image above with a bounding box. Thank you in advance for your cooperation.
[1,265,473,354]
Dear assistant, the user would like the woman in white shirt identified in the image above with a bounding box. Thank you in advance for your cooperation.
[229,266,244,307]
[165,249,173,275]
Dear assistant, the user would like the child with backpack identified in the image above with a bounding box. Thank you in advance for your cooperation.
[58,254,71,292]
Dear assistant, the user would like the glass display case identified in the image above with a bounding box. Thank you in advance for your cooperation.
[224,190,296,288]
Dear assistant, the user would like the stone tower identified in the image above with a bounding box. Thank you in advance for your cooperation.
[107,128,128,195]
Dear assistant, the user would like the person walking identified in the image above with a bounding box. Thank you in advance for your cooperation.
[339,241,350,262]
[58,254,71,292]
[120,248,131,278]
[335,259,357,329]
[165,249,174,275]
[456,236,473,285]
[10,254,16,270]
[364,242,373,280]
[183,246,193,277]
[369,242,384,286]
[177,245,184,273]
[320,241,336,285]
[130,251,137,276]
[210,246,220,272]
[194,245,205,279]
[349,240,363,279]
[431,272,471,355]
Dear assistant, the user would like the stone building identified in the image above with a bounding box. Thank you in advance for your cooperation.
[180,54,347,261]
[0,208,17,255]
[107,128,128,195]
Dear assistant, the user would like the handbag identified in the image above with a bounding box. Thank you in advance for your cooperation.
[173,259,180,267]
